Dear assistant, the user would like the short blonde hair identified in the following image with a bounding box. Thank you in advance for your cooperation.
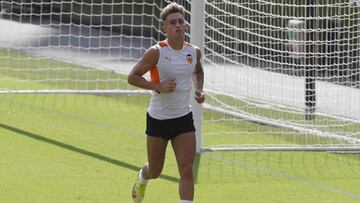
[160,2,185,22]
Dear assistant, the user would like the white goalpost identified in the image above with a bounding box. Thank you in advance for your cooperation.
[1,0,360,152]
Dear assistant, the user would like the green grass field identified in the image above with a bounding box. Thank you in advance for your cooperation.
[1,50,360,202]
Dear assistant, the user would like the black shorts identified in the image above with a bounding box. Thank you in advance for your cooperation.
[146,112,196,140]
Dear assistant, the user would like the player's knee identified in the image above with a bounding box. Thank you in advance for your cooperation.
[178,163,193,179]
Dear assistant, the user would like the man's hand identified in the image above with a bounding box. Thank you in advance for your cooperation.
[194,90,205,104]
[157,79,177,93]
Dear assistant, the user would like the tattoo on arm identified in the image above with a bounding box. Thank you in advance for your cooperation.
[193,49,204,91]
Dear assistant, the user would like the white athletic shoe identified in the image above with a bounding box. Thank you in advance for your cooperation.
[131,170,147,203]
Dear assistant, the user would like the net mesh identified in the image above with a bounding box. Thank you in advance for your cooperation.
[1,0,359,150]
[203,0,360,150]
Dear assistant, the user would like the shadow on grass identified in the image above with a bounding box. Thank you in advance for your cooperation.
[0,123,179,183]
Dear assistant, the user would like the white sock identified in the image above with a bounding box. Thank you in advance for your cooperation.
[180,200,193,203]
[138,169,148,184]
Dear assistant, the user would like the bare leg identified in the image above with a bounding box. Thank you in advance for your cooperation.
[171,132,196,200]
[141,136,168,180]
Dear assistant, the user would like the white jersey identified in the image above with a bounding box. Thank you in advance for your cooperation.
[148,40,197,120]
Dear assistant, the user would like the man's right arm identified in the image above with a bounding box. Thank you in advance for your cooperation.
[127,47,161,92]
[128,46,176,93]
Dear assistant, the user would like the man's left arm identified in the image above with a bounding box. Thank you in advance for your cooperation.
[193,48,205,104]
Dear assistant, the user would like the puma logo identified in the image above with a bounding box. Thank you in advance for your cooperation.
[165,56,172,62]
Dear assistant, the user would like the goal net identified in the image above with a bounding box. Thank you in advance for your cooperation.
[1,0,359,152]
[0,0,168,94]
[202,0,360,151]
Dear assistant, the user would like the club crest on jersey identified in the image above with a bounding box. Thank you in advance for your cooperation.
[186,54,193,64]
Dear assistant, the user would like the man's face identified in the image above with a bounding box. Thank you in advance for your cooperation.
[162,12,187,39]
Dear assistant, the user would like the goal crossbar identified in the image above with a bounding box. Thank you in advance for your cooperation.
[0,90,152,95]
[202,146,360,152]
